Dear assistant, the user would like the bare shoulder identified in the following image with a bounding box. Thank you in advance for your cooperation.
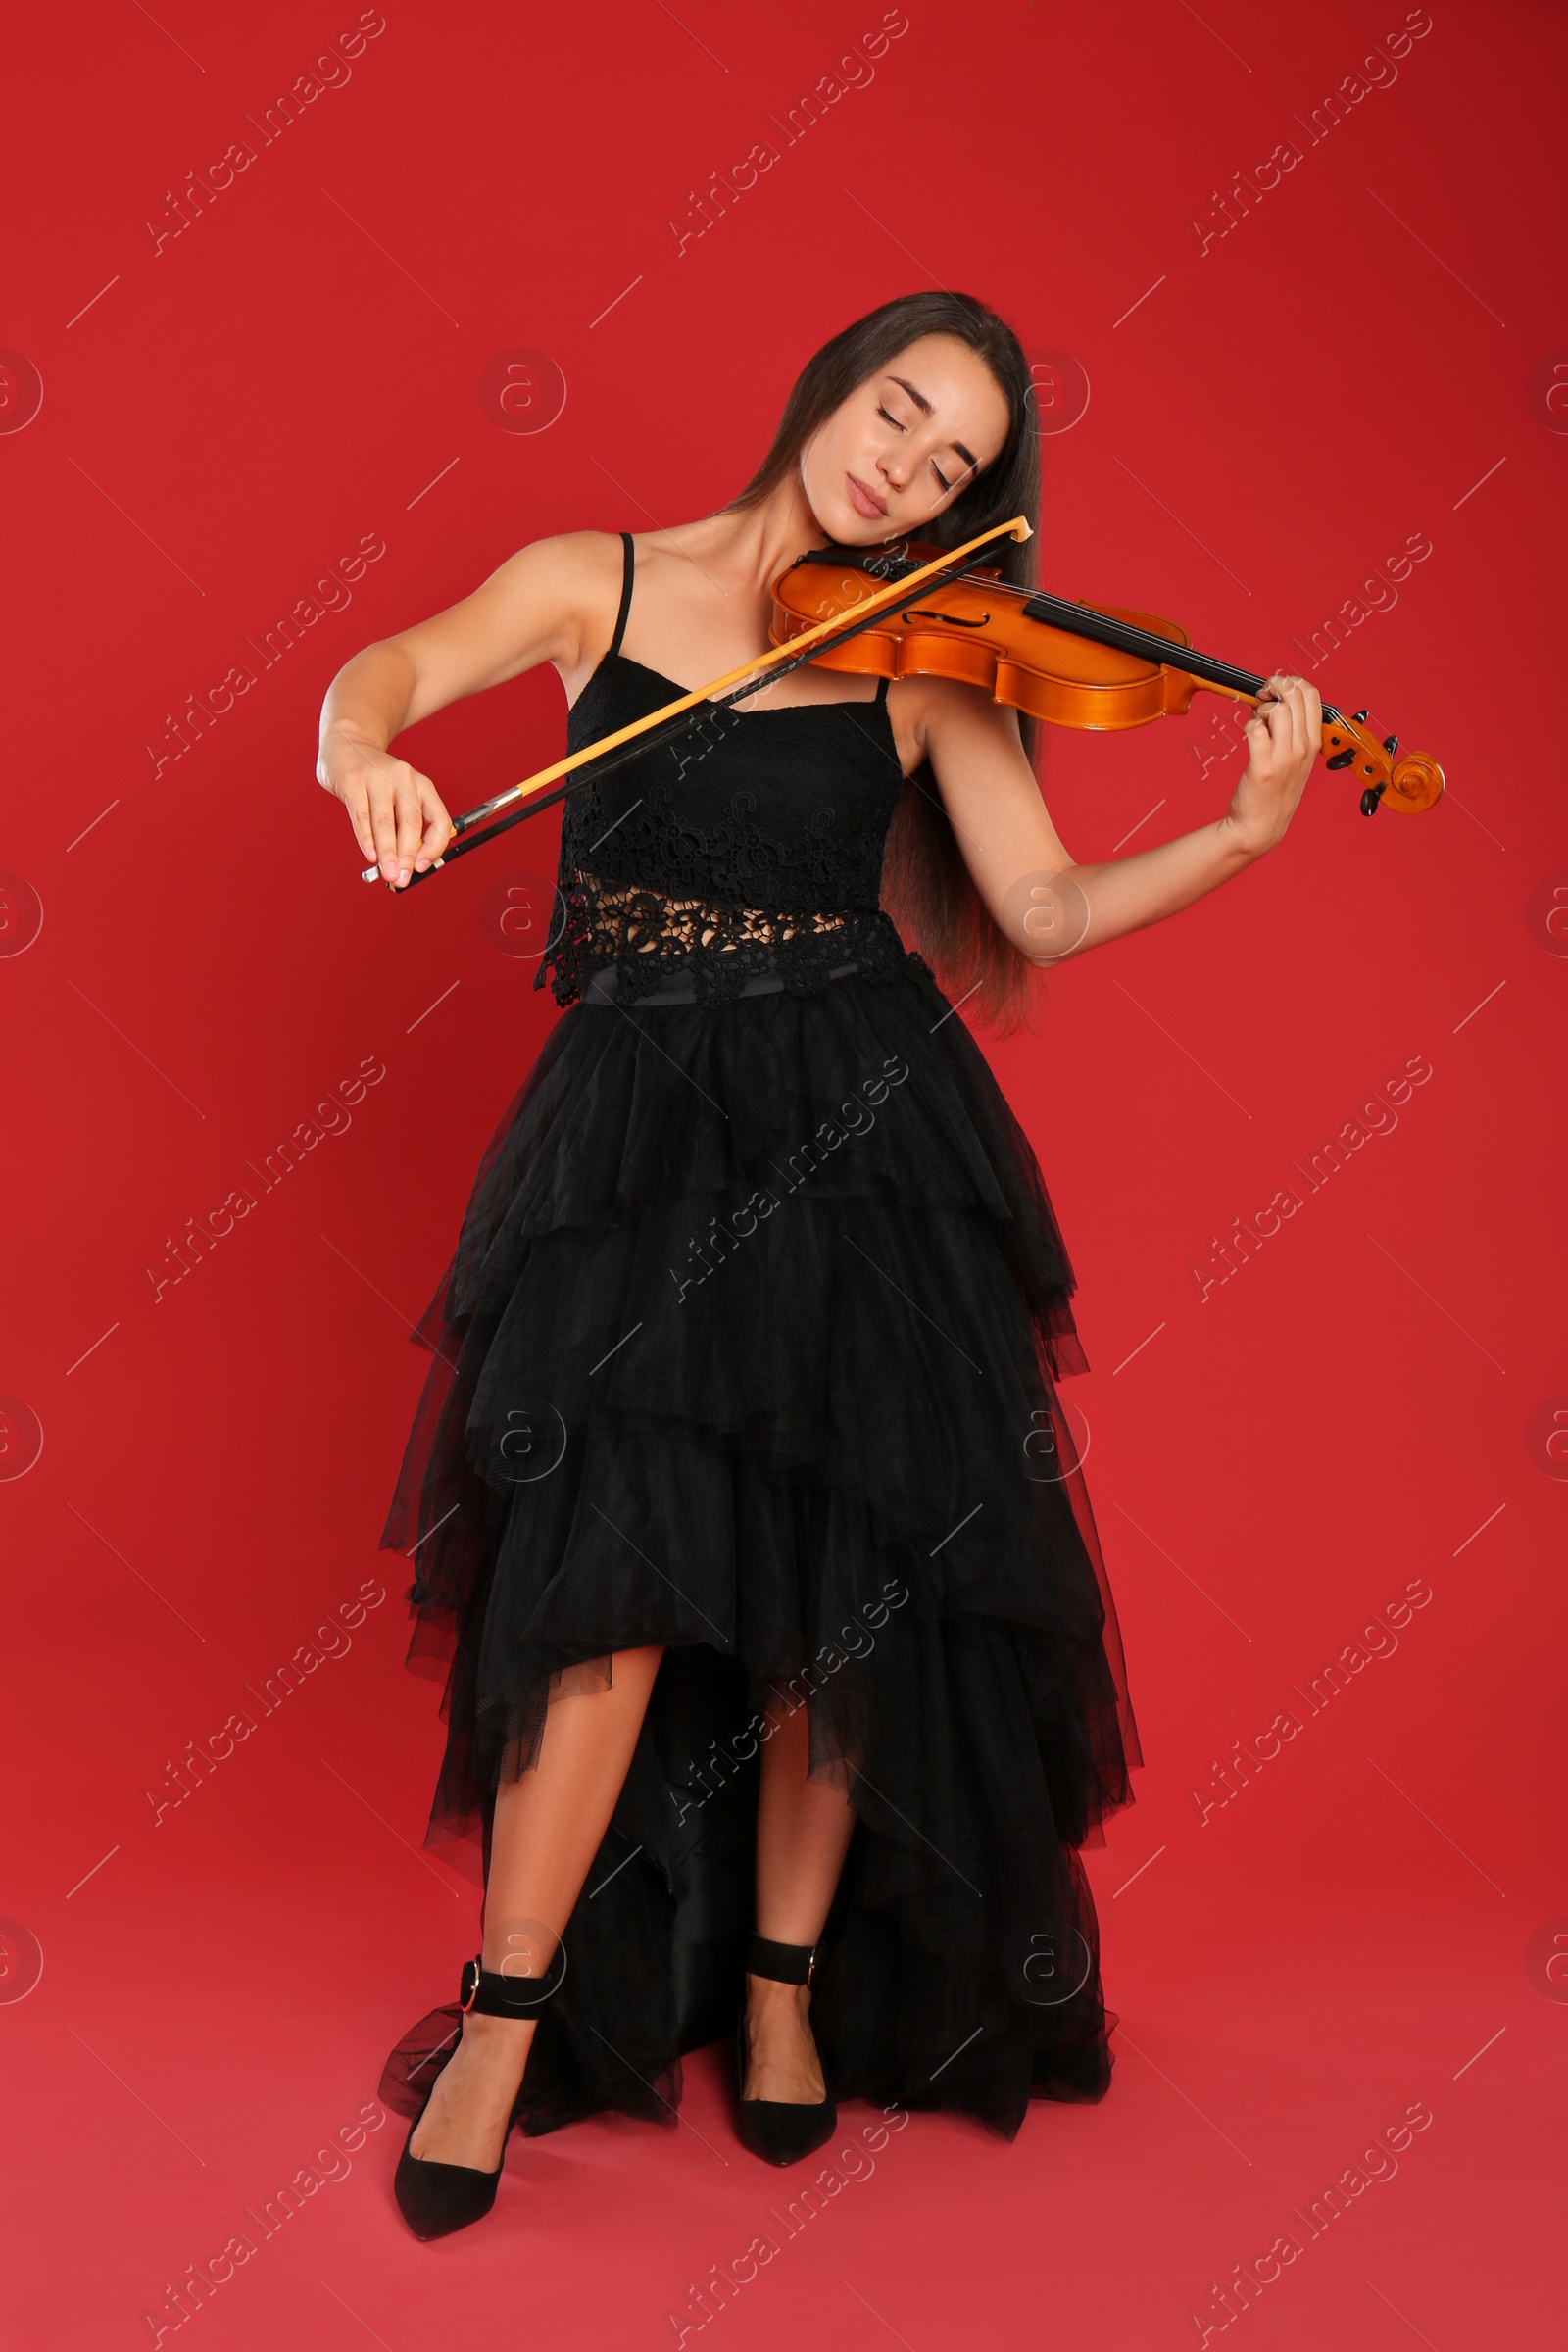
[483,526,623,630]
[429,527,625,688]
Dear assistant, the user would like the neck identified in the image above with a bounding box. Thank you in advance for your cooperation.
[699,469,833,598]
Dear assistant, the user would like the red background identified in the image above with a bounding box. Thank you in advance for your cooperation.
[2,1,1562,2345]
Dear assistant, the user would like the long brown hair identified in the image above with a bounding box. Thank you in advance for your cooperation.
[729,291,1043,1030]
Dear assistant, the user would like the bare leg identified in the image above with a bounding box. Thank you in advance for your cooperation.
[743,1693,857,2103]
[409,1643,664,2168]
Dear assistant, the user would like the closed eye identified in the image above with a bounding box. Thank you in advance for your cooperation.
[880,404,953,494]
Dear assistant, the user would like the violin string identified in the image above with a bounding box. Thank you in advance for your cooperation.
[1017,587,1343,721]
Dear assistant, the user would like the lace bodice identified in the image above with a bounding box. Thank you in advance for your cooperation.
[535,537,911,1008]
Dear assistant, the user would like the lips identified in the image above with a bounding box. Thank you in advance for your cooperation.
[845,472,887,519]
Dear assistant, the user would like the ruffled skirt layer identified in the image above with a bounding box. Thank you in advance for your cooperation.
[378,956,1140,2141]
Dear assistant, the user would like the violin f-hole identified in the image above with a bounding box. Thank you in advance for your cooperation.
[901,607,991,628]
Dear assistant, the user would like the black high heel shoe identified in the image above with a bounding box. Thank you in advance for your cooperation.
[393,1950,563,2240]
[735,1934,837,2167]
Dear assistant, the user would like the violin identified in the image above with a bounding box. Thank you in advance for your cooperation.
[770,541,1445,818]
[366,517,1441,886]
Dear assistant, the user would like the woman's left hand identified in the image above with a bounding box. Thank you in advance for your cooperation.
[1223,671,1323,857]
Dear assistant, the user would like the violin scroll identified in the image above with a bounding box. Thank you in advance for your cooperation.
[1318,708,1445,815]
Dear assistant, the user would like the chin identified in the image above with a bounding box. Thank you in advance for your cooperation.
[817,499,901,548]
[838,519,893,548]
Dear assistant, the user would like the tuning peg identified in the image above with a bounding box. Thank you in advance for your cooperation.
[1326,750,1355,769]
[1351,708,1369,722]
[1360,782,1387,815]
[1383,735,1398,755]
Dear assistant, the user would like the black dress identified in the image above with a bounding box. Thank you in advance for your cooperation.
[379,533,1141,2143]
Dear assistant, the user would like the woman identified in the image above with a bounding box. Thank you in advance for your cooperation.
[318,290,1319,2240]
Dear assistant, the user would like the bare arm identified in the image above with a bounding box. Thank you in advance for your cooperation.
[316,530,618,886]
[911,670,1322,963]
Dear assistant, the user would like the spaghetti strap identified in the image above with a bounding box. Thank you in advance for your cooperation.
[874,674,891,706]
[608,531,635,660]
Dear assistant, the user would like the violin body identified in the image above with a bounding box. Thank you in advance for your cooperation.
[771,548,1210,733]
[769,539,1444,815]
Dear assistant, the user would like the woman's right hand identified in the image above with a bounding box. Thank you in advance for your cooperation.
[317,725,454,888]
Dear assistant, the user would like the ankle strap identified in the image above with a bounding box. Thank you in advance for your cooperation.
[460,1943,566,2016]
[747,1933,815,1984]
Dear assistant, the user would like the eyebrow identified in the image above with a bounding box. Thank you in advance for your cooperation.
[887,374,979,475]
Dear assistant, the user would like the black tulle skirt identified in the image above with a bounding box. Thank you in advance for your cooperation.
[377,953,1141,2143]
